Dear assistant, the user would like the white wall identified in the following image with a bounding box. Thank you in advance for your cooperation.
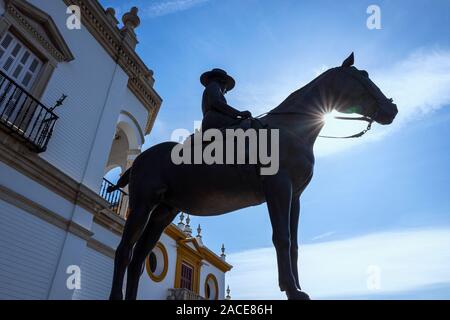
[72,247,114,300]
[29,0,118,182]
[137,233,178,300]
[81,80,149,191]
[0,199,66,299]
[90,223,121,249]
[23,0,150,193]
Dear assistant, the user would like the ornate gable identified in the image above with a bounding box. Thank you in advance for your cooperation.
[4,0,74,62]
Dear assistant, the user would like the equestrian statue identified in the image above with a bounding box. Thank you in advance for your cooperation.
[108,53,398,300]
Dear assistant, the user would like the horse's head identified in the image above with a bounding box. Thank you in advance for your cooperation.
[330,53,398,125]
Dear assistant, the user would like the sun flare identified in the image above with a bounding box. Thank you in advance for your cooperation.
[322,110,340,124]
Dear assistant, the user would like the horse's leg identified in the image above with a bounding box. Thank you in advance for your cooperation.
[109,189,160,300]
[289,196,302,290]
[263,171,309,300]
[289,174,313,293]
[124,203,179,300]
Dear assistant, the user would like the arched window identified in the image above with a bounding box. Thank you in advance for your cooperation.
[146,242,168,282]
[204,274,219,300]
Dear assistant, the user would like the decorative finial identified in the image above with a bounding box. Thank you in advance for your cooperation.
[106,7,115,15]
[105,7,119,26]
[121,7,140,30]
[120,7,141,49]
[196,224,203,245]
[184,214,192,236]
[226,286,231,300]
[220,243,226,260]
[177,212,185,229]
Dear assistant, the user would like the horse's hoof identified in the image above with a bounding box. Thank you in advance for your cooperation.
[286,289,310,300]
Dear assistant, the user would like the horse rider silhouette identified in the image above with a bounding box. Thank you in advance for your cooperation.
[200,68,252,131]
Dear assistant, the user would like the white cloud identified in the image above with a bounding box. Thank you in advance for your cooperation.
[226,228,450,299]
[311,231,336,241]
[143,0,210,17]
[108,0,209,20]
[379,49,450,122]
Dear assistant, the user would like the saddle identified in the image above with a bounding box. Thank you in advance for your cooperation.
[187,117,267,142]
[221,116,266,132]
[181,118,269,182]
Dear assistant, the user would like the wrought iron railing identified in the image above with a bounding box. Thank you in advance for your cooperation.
[100,178,128,215]
[0,70,58,153]
[167,288,205,300]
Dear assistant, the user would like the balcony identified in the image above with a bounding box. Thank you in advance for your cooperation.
[0,70,58,153]
[167,288,205,300]
[100,178,128,216]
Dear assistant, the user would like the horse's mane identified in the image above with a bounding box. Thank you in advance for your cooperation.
[272,69,333,112]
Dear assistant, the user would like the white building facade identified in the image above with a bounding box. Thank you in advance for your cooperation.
[0,0,231,300]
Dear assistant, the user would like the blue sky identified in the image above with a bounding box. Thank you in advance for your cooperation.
[101,0,450,299]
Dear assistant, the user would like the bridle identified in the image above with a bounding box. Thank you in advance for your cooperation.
[252,66,388,139]
[317,114,374,139]
[253,111,375,139]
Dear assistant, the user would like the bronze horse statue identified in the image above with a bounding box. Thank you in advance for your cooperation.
[108,53,398,300]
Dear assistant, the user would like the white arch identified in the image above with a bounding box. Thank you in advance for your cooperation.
[117,111,145,150]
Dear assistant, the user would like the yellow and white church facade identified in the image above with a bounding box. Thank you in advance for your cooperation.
[0,0,232,300]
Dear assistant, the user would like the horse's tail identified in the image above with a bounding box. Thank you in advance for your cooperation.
[106,168,131,193]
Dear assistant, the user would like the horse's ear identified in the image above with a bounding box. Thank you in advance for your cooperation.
[341,52,355,67]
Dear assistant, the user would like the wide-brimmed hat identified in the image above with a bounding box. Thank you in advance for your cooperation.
[200,68,235,91]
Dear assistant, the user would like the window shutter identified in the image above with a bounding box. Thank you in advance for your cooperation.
[0,32,43,90]
[2,40,23,74]
[180,263,194,291]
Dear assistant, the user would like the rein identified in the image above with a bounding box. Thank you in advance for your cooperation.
[318,115,373,139]
[254,111,375,139]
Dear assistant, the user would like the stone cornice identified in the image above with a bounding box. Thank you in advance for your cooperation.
[62,0,162,126]
[0,184,94,241]
[87,238,115,259]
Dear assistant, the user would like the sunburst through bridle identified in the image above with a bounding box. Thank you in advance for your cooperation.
[252,110,377,139]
